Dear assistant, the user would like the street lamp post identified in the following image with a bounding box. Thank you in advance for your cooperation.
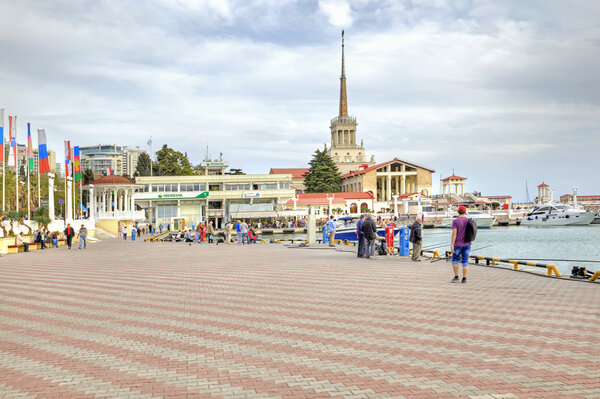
[392,193,399,218]
[326,194,335,217]
[292,194,299,210]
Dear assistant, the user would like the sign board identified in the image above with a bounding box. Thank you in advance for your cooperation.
[135,191,209,200]
[242,192,261,199]
[58,199,64,204]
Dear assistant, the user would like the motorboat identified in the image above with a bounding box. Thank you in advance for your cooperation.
[521,203,596,226]
[330,216,400,242]
[592,212,600,225]
[441,210,496,228]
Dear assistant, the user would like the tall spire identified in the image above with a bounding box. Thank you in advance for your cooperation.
[339,30,348,117]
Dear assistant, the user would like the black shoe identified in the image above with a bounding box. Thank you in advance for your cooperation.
[451,276,459,283]
[462,277,467,284]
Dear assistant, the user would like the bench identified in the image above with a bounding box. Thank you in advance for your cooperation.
[7,242,42,253]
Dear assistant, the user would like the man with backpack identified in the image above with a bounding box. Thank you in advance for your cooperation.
[450,206,476,283]
[361,215,377,259]
[409,215,423,261]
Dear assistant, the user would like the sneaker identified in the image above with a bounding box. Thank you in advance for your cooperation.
[451,276,459,283]
[461,277,467,284]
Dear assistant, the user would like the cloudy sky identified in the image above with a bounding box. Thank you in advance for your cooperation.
[1,0,599,200]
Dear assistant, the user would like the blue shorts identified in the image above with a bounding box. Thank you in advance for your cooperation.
[452,244,471,266]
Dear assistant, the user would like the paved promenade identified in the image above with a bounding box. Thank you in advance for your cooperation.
[0,239,598,399]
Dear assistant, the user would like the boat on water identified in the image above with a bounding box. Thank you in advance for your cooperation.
[592,213,600,225]
[332,216,400,242]
[521,203,596,226]
[441,210,496,228]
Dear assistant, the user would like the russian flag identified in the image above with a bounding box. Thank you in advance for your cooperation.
[8,116,16,168]
[38,129,50,173]
[0,109,4,163]
[64,140,70,177]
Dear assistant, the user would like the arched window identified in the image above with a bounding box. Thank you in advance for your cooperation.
[360,202,369,212]
[421,189,429,196]
[350,203,358,213]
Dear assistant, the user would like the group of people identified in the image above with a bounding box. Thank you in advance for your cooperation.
[348,206,472,283]
[15,223,88,252]
[408,205,472,283]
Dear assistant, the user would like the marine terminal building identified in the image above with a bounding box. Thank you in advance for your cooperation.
[134,172,296,229]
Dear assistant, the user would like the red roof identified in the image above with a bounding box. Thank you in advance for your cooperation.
[538,183,549,187]
[90,175,135,185]
[442,174,467,181]
[486,195,512,199]
[342,158,435,178]
[270,168,309,179]
[285,192,374,206]
[560,194,600,198]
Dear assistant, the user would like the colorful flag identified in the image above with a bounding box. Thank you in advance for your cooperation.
[37,129,50,173]
[27,123,34,172]
[0,109,4,163]
[64,140,70,177]
[74,146,81,184]
[8,116,16,168]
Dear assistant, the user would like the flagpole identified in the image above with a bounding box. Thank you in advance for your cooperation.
[1,108,4,213]
[15,116,18,212]
[37,169,41,207]
[27,123,31,220]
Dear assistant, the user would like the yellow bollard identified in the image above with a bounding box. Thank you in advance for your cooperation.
[509,260,519,270]
[432,251,440,259]
[546,264,561,277]
[589,271,600,281]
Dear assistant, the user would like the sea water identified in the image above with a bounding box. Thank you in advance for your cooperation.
[422,225,600,275]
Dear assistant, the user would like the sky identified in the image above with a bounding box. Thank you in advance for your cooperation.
[1,0,599,200]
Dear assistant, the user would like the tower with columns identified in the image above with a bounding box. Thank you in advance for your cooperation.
[327,30,374,175]
[441,174,467,197]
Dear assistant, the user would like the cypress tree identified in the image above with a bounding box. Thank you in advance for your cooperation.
[304,146,341,193]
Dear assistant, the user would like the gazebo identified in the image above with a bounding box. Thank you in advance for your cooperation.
[442,174,467,196]
[85,175,144,222]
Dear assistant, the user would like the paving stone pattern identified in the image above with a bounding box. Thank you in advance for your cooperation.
[0,239,598,398]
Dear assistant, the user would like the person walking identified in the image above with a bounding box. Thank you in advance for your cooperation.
[327,215,336,247]
[131,225,137,241]
[451,206,471,283]
[207,219,215,244]
[17,232,30,252]
[122,225,128,240]
[240,219,249,245]
[410,216,423,261]
[361,215,377,259]
[224,220,233,244]
[77,224,88,249]
[356,214,365,257]
[64,224,75,249]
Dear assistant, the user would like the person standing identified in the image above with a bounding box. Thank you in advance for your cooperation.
[64,224,75,249]
[240,219,249,245]
[327,215,336,247]
[451,206,471,283]
[77,224,88,249]
[235,220,242,244]
[410,216,423,261]
[17,232,30,252]
[122,225,128,240]
[356,214,365,257]
[361,215,377,259]
[224,220,233,244]
[131,225,137,241]
[194,223,201,243]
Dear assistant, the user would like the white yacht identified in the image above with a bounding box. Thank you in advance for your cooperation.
[521,203,596,226]
[441,210,496,228]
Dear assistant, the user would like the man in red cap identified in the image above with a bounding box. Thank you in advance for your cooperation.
[450,206,471,283]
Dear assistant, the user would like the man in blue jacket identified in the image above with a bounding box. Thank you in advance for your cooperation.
[356,214,365,257]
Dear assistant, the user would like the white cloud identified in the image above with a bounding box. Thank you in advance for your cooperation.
[0,0,599,199]
[319,0,354,28]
